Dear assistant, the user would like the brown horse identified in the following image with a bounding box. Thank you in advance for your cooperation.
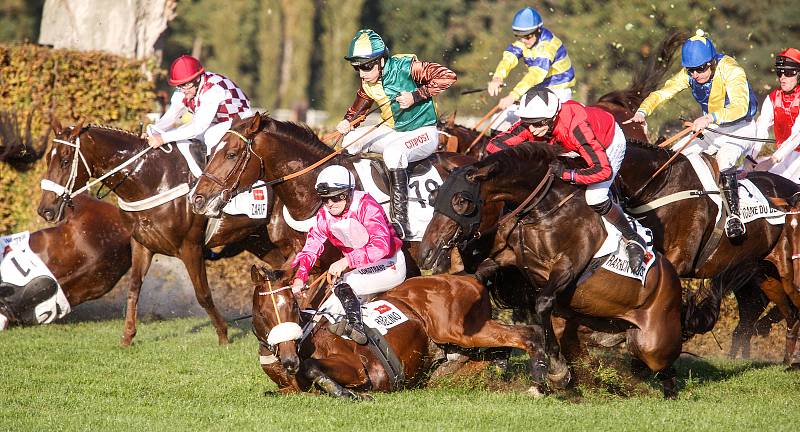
[1,194,131,327]
[190,113,497,275]
[36,118,302,346]
[419,142,691,398]
[617,140,800,365]
[250,266,544,398]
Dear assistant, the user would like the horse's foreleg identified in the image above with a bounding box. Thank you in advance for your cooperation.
[730,282,768,359]
[121,239,153,347]
[180,243,228,345]
[303,359,372,400]
[531,264,573,390]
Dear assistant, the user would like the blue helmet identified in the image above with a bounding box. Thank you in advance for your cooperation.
[681,29,717,68]
[512,7,543,36]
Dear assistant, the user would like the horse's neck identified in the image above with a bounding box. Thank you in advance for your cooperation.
[86,131,189,202]
[620,146,696,200]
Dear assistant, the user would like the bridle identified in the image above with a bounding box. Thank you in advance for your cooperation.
[255,278,302,357]
[198,129,265,205]
[40,134,93,213]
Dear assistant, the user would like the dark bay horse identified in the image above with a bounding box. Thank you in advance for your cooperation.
[1,194,131,327]
[190,113,496,274]
[37,118,301,346]
[250,266,544,399]
[617,141,800,366]
[419,143,692,398]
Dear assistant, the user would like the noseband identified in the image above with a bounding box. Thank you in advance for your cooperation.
[40,135,94,211]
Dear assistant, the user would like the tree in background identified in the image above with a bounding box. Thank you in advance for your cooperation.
[0,0,44,43]
[318,0,366,114]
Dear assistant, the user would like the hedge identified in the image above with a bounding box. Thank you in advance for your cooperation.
[0,44,157,233]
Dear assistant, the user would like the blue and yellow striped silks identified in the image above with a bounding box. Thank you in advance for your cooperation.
[492,28,576,99]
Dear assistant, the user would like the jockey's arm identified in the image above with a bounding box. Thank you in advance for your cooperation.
[636,69,690,117]
[486,121,531,154]
[752,97,775,158]
[509,45,556,99]
[491,46,522,84]
[567,120,612,184]
[707,61,750,124]
[290,220,329,284]
[153,91,189,132]
[408,60,457,103]
[771,114,800,163]
[343,87,374,128]
[159,86,227,144]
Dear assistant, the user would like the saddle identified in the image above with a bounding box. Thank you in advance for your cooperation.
[349,152,435,197]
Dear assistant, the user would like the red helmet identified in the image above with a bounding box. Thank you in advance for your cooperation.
[776,48,800,69]
[168,55,205,86]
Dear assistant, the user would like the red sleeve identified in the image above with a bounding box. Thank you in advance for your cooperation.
[562,111,612,184]
[344,87,374,127]
[486,121,533,154]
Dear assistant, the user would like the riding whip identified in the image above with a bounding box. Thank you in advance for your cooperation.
[464,104,502,155]
[460,83,505,95]
[320,98,395,144]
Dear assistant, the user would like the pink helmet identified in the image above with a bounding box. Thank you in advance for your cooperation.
[168,55,204,86]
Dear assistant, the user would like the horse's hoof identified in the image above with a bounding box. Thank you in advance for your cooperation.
[356,392,375,402]
[526,385,545,398]
[218,336,230,346]
[784,363,800,372]
[547,367,571,390]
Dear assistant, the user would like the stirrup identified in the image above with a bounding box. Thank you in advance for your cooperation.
[724,215,746,238]
[391,222,408,240]
[328,319,368,345]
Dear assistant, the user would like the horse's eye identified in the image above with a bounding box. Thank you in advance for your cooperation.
[60,158,69,169]
[226,151,237,160]
[451,193,476,216]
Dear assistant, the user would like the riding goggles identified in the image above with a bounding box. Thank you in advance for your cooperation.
[776,68,799,78]
[686,62,713,75]
[520,117,553,128]
[352,58,381,72]
[315,182,352,197]
[514,28,542,40]
[320,191,349,204]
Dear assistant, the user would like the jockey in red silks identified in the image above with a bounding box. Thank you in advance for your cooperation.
[290,165,405,345]
[147,55,253,177]
[487,88,646,271]
[753,48,800,182]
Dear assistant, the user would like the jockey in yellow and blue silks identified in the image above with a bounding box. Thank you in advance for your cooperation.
[626,30,758,239]
[336,29,456,239]
[487,6,576,131]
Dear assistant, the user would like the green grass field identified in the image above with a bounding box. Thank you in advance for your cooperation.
[1,317,798,431]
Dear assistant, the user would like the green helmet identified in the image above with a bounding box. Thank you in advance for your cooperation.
[345,29,387,64]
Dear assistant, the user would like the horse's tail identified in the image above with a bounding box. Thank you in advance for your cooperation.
[681,264,759,339]
[597,29,687,111]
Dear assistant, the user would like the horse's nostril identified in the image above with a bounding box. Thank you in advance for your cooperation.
[193,194,206,209]
[42,210,54,221]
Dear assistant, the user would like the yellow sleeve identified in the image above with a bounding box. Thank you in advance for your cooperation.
[492,50,520,81]
[509,42,558,99]
[637,69,690,116]
[709,59,750,124]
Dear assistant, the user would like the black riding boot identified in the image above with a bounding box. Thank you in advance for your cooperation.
[591,199,647,273]
[329,283,368,345]
[389,168,411,239]
[721,168,746,238]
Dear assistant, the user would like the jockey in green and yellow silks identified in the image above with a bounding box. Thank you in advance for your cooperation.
[626,30,758,239]
[487,7,576,131]
[336,29,456,239]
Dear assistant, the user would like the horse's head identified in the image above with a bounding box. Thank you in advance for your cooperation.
[419,162,501,273]
[37,117,87,223]
[250,265,302,375]
[192,115,266,217]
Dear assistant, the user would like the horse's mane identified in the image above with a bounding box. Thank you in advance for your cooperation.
[258,113,332,158]
[478,141,557,176]
[86,124,141,141]
[597,30,686,110]
[626,138,674,156]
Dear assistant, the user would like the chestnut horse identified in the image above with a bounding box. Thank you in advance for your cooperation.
[250,266,544,399]
[1,194,131,327]
[419,143,690,398]
[190,113,497,274]
[37,119,303,346]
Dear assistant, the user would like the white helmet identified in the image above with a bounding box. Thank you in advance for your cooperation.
[315,165,355,197]
[517,88,561,121]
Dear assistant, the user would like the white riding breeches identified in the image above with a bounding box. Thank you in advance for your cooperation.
[671,119,756,172]
[344,124,439,169]
[341,249,407,298]
[585,123,627,206]
[769,150,800,183]
[490,87,574,132]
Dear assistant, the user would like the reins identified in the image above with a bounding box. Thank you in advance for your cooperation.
[464,105,501,155]
[628,127,703,201]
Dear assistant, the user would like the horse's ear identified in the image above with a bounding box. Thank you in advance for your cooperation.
[69,119,85,139]
[466,161,500,182]
[445,111,456,128]
[245,114,262,136]
[250,265,263,283]
[50,114,63,135]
